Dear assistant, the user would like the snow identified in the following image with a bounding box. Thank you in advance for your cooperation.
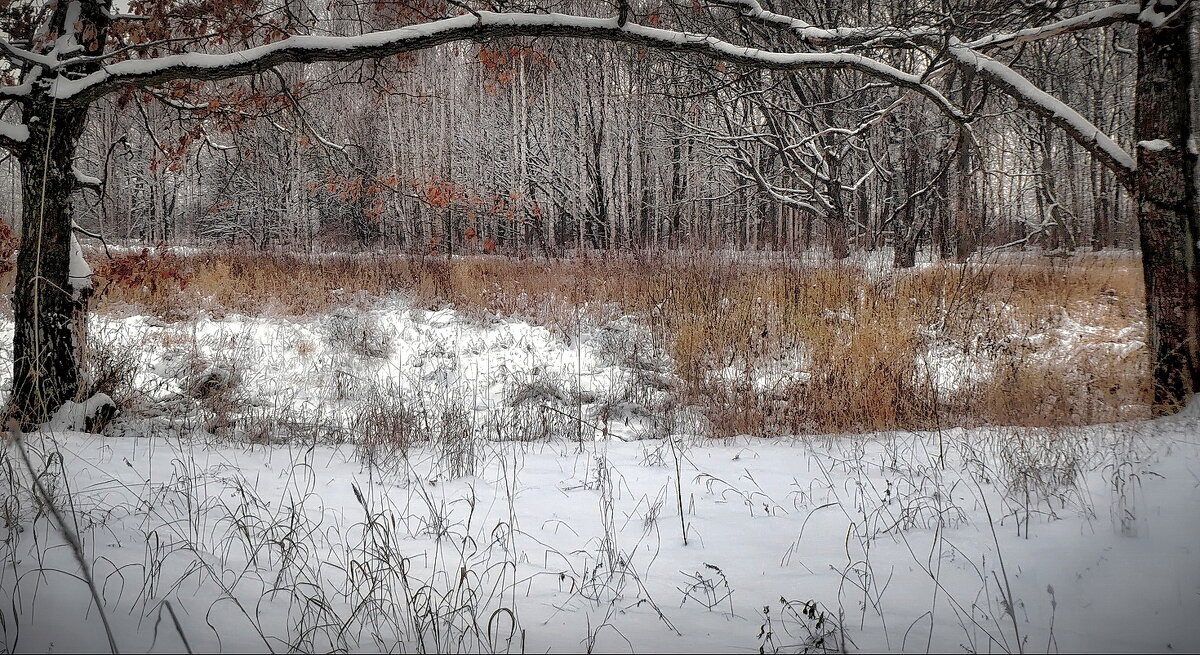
[71,169,101,186]
[49,1,84,58]
[47,392,114,431]
[2,414,1197,652]
[1138,3,1172,28]
[0,120,28,143]
[0,296,1190,652]
[68,234,92,294]
[1138,139,1174,152]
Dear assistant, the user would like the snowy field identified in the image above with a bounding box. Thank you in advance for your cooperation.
[0,297,1195,653]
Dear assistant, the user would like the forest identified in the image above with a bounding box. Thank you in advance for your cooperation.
[0,1,1195,653]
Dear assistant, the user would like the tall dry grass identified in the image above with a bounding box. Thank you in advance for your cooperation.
[82,246,1149,435]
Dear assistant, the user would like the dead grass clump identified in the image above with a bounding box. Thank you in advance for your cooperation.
[325,309,393,359]
[436,403,478,478]
[358,387,424,466]
[176,349,247,438]
[81,331,141,416]
[92,246,194,319]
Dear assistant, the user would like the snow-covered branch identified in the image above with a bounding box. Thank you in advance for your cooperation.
[943,43,1136,188]
[71,168,102,192]
[0,37,57,69]
[6,4,1138,190]
[0,120,28,152]
[718,0,1139,50]
[41,13,967,124]
[713,0,1138,185]
[965,4,1141,49]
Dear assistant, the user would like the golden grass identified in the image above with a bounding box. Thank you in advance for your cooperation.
[85,247,1150,434]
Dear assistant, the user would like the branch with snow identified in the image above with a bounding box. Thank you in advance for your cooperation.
[41,13,967,125]
[942,43,1135,189]
[965,4,1141,49]
[0,37,57,69]
[712,0,1138,186]
[71,168,102,192]
[717,0,1140,50]
[0,120,28,152]
[3,6,1136,188]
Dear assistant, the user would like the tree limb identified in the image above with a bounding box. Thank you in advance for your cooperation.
[0,121,28,154]
[48,12,969,126]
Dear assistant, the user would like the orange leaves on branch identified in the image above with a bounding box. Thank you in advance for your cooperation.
[475,44,556,90]
[311,174,394,224]
[121,0,279,52]
[418,177,467,209]
[366,0,442,25]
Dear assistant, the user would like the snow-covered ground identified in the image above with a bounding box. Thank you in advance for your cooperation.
[0,297,1192,653]
[4,417,1198,653]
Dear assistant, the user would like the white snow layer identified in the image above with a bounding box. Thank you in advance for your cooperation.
[72,169,102,186]
[1,416,1197,652]
[47,392,114,431]
[0,297,1188,653]
[0,120,29,143]
[68,234,92,292]
[1137,138,1174,152]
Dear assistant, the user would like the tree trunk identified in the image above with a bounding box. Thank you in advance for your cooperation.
[9,101,91,429]
[828,216,850,261]
[1136,0,1199,413]
[894,117,922,269]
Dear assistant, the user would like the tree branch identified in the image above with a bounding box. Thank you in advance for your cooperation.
[711,0,1138,186]
[34,8,1135,187]
[0,121,28,154]
[49,12,968,125]
[942,42,1136,189]
[0,36,56,68]
[715,0,1139,50]
[965,4,1141,49]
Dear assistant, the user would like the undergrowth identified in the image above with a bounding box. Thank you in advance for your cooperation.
[78,246,1148,436]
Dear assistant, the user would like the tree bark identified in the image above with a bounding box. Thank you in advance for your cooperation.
[1136,0,1200,413]
[9,100,91,429]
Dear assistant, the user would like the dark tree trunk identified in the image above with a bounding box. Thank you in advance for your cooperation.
[893,117,922,269]
[952,71,976,263]
[9,101,91,429]
[1136,0,1199,413]
[952,128,975,262]
[4,0,113,429]
[828,216,850,261]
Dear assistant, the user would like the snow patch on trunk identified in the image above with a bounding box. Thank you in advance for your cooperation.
[0,121,29,143]
[68,234,92,295]
[1137,138,1174,152]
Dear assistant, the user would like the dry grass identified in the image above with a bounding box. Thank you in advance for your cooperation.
[82,246,1149,435]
